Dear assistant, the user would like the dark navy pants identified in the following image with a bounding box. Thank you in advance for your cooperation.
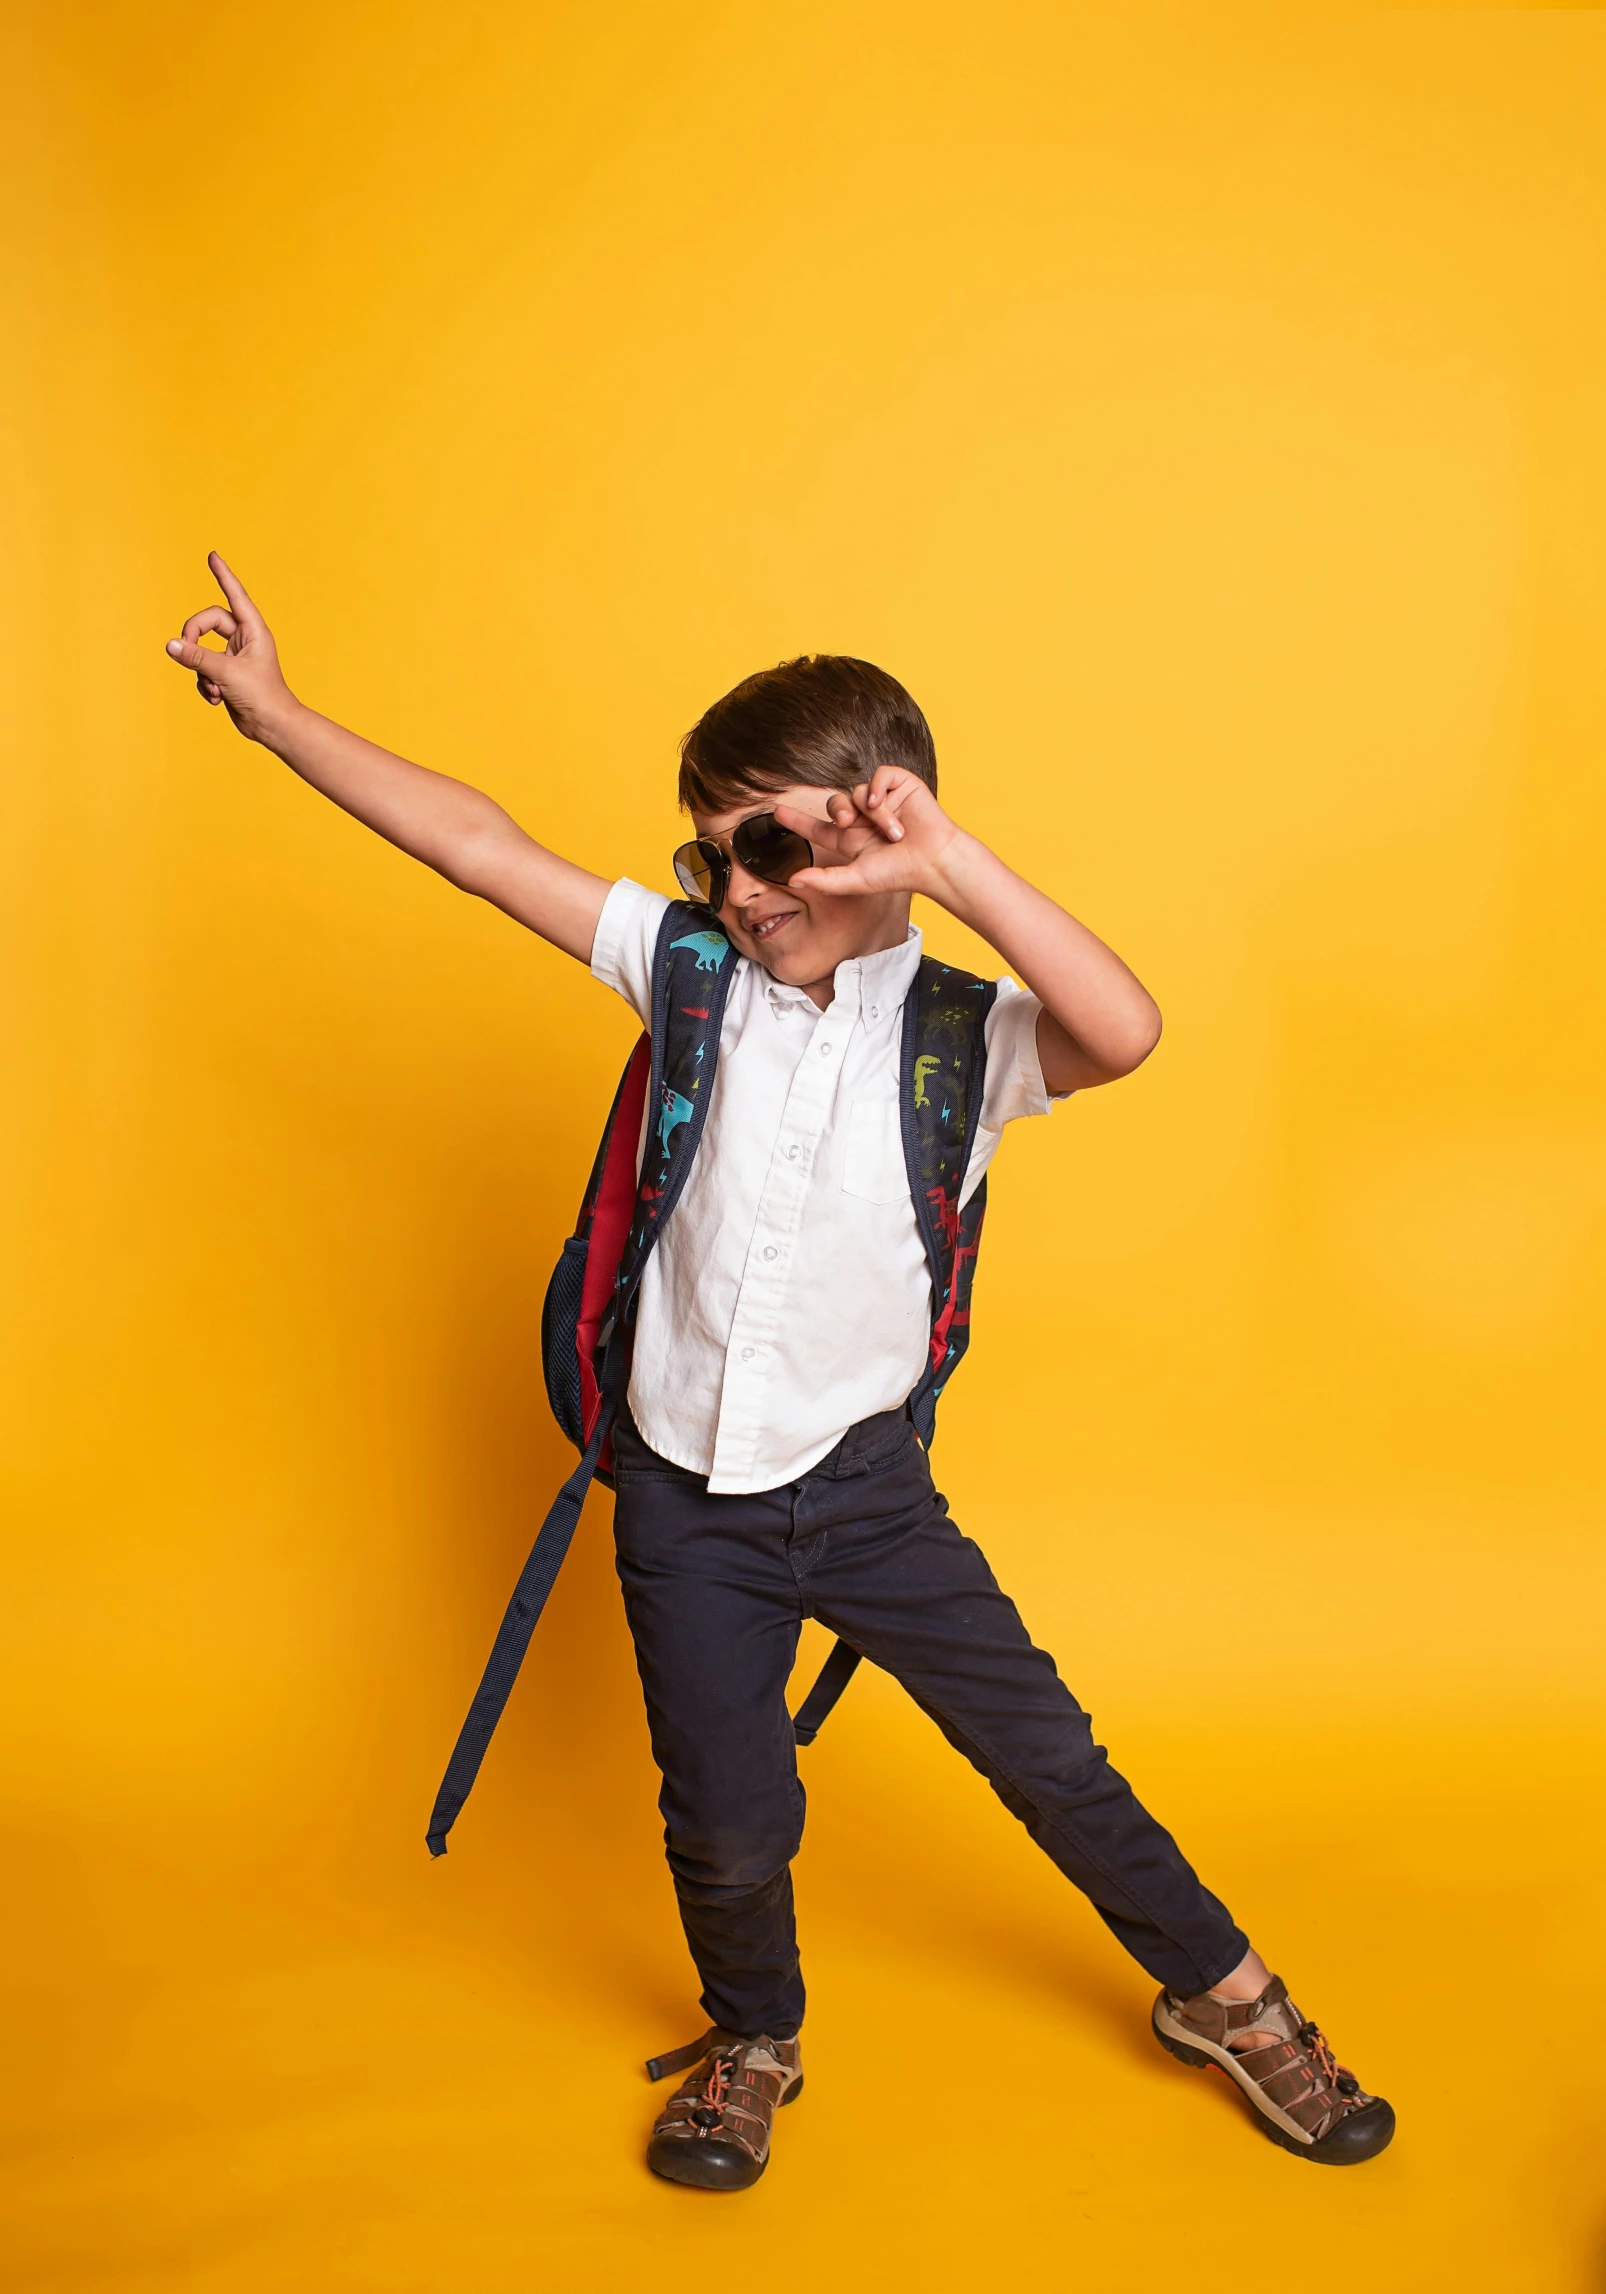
[610,1404,1248,2039]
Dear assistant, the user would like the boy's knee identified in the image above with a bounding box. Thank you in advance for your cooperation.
[665,1826,799,1903]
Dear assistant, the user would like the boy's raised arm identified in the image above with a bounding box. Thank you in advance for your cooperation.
[165,554,611,963]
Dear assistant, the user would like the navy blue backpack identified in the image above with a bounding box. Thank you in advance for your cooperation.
[426,901,996,1856]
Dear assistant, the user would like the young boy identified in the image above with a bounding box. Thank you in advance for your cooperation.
[167,554,1393,2189]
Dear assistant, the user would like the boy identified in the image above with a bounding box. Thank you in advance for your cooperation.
[166,554,1393,2189]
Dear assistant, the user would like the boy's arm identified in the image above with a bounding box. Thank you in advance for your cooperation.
[165,554,611,963]
[779,770,1163,1095]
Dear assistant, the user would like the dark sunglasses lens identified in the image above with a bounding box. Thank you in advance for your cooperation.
[734,813,812,884]
[673,839,725,906]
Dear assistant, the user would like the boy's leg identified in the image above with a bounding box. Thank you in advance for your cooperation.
[799,1413,1248,1997]
[609,1409,809,2041]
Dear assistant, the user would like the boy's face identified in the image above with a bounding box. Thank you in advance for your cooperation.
[689,784,910,996]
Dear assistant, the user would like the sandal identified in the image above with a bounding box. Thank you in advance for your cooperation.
[1153,1975,1394,2163]
[644,2026,804,2190]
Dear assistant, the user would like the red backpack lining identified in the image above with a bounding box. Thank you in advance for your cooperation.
[576,1033,652,1451]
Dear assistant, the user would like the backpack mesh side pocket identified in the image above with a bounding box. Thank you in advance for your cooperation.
[540,1234,589,1450]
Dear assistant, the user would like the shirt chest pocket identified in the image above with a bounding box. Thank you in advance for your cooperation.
[841,1095,908,1206]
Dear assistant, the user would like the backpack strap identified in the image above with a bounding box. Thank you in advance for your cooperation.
[791,1637,863,1746]
[609,906,735,1357]
[901,957,998,1444]
[425,1404,614,1856]
[426,902,734,1856]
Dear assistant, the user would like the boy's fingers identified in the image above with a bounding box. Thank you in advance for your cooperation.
[166,636,236,677]
[208,551,264,629]
[775,800,847,849]
[864,773,915,837]
[788,864,865,896]
[803,823,871,865]
[864,767,913,803]
[182,606,239,647]
[850,781,904,839]
[865,764,911,798]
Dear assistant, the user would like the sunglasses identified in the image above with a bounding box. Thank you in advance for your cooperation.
[672,811,815,914]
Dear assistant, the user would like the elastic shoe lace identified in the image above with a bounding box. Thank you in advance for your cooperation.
[690,2049,738,2133]
[1298,2018,1361,2102]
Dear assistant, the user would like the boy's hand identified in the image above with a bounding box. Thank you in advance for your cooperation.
[162,548,611,962]
[784,763,1162,1091]
[165,553,298,742]
[777,769,965,902]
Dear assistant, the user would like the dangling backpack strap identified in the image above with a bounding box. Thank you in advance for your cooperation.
[426,903,734,1856]
[791,1638,863,1745]
[788,954,997,1749]
[425,1404,615,1856]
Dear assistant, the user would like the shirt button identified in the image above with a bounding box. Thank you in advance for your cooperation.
[740,1346,756,1361]
[869,1004,879,1020]
[819,1041,833,1057]
[762,1246,778,1261]
[786,1143,801,1160]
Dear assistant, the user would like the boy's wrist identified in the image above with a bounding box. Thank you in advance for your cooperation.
[254,694,313,756]
[920,825,995,920]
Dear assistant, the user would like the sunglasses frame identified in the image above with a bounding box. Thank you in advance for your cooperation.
[672,811,815,915]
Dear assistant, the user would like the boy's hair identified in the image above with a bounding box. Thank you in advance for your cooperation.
[679,655,938,815]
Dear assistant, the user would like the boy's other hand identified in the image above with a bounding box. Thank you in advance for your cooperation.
[777,769,964,902]
[165,553,298,743]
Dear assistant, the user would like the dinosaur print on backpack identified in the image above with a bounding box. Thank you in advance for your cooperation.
[668,929,731,973]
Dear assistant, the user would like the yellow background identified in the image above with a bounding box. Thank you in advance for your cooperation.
[4,5,1604,2287]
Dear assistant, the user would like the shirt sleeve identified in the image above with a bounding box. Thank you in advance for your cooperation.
[978,977,1074,1133]
[589,878,673,1027]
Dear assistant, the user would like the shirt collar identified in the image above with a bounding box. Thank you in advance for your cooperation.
[759,922,923,1026]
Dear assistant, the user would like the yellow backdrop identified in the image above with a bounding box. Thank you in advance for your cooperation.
[4,5,1604,2287]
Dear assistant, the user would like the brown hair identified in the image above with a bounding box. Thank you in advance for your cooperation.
[678,654,938,815]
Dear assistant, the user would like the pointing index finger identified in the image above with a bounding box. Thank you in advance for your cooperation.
[208,551,261,628]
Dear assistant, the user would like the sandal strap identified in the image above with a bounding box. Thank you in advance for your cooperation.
[646,2027,742,2083]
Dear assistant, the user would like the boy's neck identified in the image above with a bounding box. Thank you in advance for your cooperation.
[776,910,912,1011]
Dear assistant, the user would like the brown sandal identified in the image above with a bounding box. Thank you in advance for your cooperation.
[644,2027,804,2190]
[1153,1976,1394,2164]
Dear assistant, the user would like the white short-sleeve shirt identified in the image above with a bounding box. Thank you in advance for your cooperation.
[590,880,1068,1493]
